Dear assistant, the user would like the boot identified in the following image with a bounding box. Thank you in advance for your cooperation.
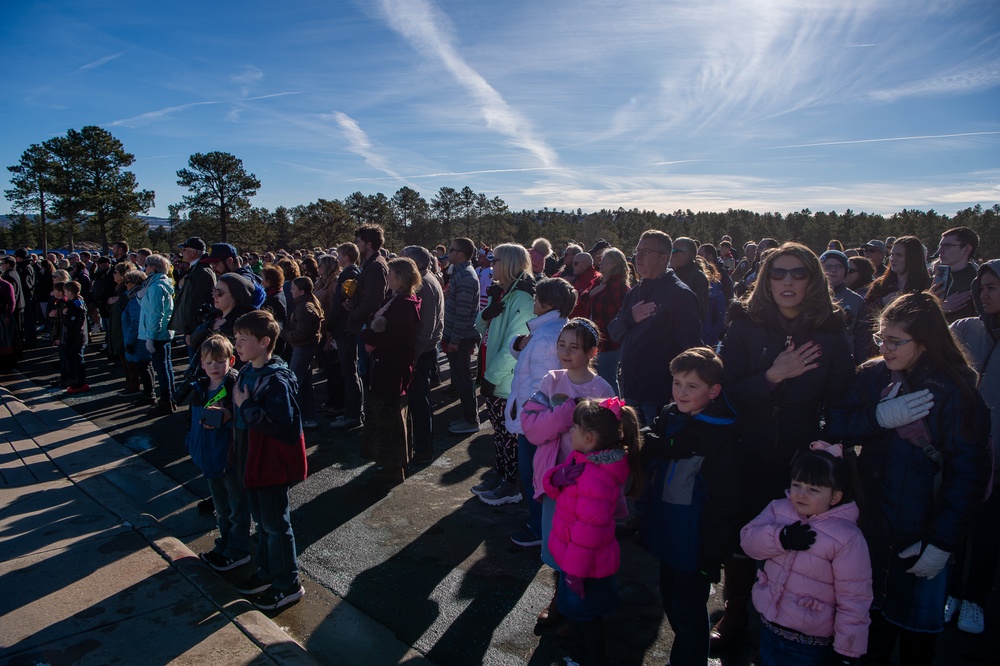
[149,400,176,416]
[710,556,757,651]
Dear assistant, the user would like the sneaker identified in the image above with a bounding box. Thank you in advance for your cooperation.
[250,584,305,610]
[234,572,272,595]
[510,528,542,547]
[330,415,362,430]
[449,419,481,434]
[479,479,522,506]
[66,384,91,394]
[944,595,960,623]
[471,470,500,497]
[200,551,252,572]
[957,600,985,634]
[120,387,143,397]
[303,420,319,429]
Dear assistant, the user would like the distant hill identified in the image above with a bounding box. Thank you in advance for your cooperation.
[0,214,172,228]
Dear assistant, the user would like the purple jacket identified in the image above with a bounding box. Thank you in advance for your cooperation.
[741,496,872,658]
[544,448,629,579]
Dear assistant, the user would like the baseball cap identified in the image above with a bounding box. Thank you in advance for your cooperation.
[863,239,887,252]
[178,237,207,252]
[203,243,238,263]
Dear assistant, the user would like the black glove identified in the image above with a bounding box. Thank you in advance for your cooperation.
[126,343,135,354]
[779,521,817,551]
[481,293,505,321]
[824,652,857,666]
[486,283,504,300]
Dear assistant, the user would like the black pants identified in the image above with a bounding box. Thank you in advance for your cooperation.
[863,609,937,666]
[948,484,1000,604]
[336,334,362,421]
[408,349,436,459]
[659,563,711,666]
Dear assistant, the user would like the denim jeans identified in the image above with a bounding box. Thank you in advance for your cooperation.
[151,340,174,400]
[207,471,250,559]
[289,343,317,420]
[408,350,436,459]
[446,338,480,425]
[757,621,831,666]
[247,484,299,591]
[336,334,362,421]
[596,348,621,396]
[517,434,542,538]
[659,563,711,666]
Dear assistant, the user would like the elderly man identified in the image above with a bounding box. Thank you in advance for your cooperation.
[402,245,445,463]
[170,237,217,364]
[570,251,601,294]
[608,230,701,424]
[862,239,887,277]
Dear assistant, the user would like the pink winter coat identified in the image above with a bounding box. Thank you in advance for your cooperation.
[520,370,614,499]
[740,496,873,658]
[543,448,629,579]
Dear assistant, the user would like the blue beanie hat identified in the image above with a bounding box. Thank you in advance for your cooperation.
[819,250,849,271]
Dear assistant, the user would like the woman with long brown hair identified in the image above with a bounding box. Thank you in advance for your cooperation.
[281,276,324,429]
[865,236,931,309]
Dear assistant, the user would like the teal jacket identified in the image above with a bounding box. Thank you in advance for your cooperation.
[139,272,175,341]
[477,273,536,399]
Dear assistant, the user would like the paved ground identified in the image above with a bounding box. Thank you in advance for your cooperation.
[3,336,999,665]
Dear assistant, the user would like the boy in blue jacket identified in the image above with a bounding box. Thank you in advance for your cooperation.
[182,334,250,573]
[231,310,308,611]
[637,347,742,666]
[60,281,89,394]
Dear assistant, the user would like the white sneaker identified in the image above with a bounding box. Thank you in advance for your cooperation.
[957,600,985,634]
[943,595,960,623]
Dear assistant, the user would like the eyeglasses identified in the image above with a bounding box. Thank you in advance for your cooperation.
[633,247,667,259]
[937,242,964,250]
[872,334,914,351]
[212,289,228,298]
[768,268,810,281]
[447,247,461,253]
[670,247,687,254]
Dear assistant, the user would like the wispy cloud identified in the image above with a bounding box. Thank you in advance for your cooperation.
[333,111,417,187]
[105,92,300,128]
[232,66,264,96]
[377,0,558,168]
[79,51,125,72]
[869,62,1000,102]
[766,131,1000,150]
[353,166,566,182]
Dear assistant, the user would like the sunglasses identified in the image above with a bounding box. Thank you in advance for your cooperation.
[768,268,810,281]
[212,289,229,298]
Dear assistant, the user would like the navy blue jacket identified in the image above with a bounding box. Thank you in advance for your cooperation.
[184,369,237,478]
[637,398,742,578]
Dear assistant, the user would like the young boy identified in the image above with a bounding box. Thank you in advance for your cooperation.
[231,310,308,610]
[48,282,69,386]
[60,281,89,394]
[636,346,742,666]
[181,335,250,572]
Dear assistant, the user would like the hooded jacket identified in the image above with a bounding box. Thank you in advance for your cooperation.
[544,448,630,579]
[504,309,566,435]
[741,497,872,658]
[138,272,175,341]
[184,368,238,478]
[950,258,1000,473]
[476,272,536,400]
[235,357,307,488]
[636,398,742,577]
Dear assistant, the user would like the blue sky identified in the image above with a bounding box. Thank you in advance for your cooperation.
[2,0,998,218]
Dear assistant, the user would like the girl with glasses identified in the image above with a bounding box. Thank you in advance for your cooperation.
[712,242,855,651]
[827,291,990,665]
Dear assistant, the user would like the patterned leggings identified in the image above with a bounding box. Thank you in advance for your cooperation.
[485,395,518,482]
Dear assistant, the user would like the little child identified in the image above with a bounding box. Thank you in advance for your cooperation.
[637,347,742,666]
[48,282,69,386]
[740,442,873,665]
[60,281,89,394]
[182,334,250,573]
[543,397,643,666]
[231,310,308,611]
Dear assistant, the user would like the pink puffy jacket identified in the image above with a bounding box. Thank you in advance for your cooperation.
[740,497,873,658]
[543,449,629,579]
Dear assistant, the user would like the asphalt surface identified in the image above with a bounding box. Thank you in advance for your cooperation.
[6,335,1000,665]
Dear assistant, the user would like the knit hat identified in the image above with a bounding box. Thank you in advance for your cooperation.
[217,273,254,309]
[819,250,849,271]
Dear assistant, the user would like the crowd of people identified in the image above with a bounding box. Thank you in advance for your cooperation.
[0,223,996,666]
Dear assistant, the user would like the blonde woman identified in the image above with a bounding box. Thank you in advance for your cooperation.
[574,247,632,394]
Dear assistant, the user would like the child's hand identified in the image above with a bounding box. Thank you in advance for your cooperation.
[234,382,249,407]
[550,462,585,487]
[779,521,816,551]
[564,574,586,599]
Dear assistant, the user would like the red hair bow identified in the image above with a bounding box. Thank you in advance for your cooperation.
[599,396,624,421]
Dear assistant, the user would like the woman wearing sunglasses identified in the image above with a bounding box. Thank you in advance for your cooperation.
[190,273,258,370]
[827,292,990,664]
[712,242,855,650]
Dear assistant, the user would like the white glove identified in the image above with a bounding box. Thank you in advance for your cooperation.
[875,386,933,429]
[145,339,155,353]
[899,541,950,579]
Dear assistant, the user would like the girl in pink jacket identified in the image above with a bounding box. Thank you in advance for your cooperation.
[543,397,643,666]
[740,442,873,665]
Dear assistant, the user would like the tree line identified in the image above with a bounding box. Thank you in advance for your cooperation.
[6,126,999,257]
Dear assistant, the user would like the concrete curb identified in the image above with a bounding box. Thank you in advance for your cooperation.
[1,374,319,666]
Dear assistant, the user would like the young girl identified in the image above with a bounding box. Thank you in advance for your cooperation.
[741,442,873,665]
[543,397,643,666]
[827,292,991,665]
[521,319,616,624]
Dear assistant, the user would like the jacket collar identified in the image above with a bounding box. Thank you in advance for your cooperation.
[527,309,563,332]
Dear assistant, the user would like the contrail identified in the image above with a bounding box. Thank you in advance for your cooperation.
[766,131,1000,149]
